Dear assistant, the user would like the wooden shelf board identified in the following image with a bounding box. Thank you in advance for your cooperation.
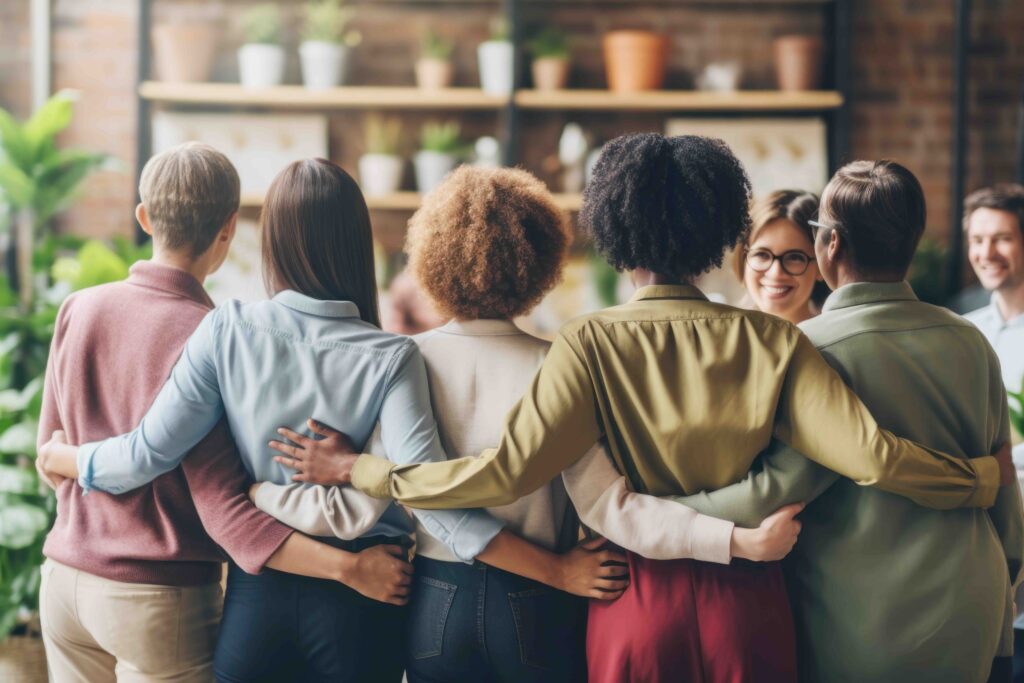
[514,89,844,111]
[140,82,508,110]
[241,190,583,212]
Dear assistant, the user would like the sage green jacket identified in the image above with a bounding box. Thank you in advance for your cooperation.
[677,281,1024,683]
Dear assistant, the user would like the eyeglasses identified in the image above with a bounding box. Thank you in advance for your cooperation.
[744,248,816,276]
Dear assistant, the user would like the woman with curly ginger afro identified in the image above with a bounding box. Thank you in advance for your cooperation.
[400,165,778,682]
[286,137,988,683]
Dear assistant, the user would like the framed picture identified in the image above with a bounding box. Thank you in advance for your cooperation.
[664,117,829,196]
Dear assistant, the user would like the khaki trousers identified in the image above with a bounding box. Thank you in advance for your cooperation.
[39,560,222,683]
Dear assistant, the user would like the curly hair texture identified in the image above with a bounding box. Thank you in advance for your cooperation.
[581,133,753,279]
[406,165,571,320]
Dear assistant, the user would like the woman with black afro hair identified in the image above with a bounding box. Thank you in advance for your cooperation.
[279,134,1005,682]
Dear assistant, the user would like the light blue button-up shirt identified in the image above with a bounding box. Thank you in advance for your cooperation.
[966,300,1024,462]
[77,290,504,562]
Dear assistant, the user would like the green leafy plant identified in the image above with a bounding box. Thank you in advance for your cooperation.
[527,25,570,59]
[1010,378,1023,440]
[420,29,454,60]
[364,114,403,156]
[420,121,465,154]
[0,94,126,641]
[241,4,283,45]
[907,236,948,306]
[0,91,116,307]
[488,17,510,43]
[301,0,361,46]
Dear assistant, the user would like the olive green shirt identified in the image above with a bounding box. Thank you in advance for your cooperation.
[674,281,1024,683]
[352,284,999,510]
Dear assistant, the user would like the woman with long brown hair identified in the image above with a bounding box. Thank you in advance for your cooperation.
[38,158,625,682]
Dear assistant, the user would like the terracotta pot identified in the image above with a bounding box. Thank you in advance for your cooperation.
[416,58,454,89]
[602,31,668,92]
[152,24,218,82]
[773,35,824,91]
[531,57,570,91]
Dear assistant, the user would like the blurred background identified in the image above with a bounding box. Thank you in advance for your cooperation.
[0,0,1023,678]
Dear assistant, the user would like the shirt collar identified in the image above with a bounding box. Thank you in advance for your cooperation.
[822,280,918,312]
[989,295,1024,328]
[127,261,213,308]
[272,289,362,318]
[438,318,523,337]
[629,284,709,303]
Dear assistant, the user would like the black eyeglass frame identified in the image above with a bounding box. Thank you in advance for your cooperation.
[743,247,817,276]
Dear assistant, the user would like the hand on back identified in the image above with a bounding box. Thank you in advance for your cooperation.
[270,418,359,485]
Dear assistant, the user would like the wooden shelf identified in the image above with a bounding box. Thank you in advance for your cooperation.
[514,89,844,112]
[241,190,583,212]
[139,82,508,110]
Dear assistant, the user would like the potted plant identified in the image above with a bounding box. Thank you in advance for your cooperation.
[773,35,823,91]
[414,121,464,193]
[602,30,668,92]
[299,0,362,90]
[416,29,455,90]
[0,93,123,662]
[152,19,219,83]
[527,25,571,91]
[238,4,286,88]
[358,115,404,197]
[477,17,514,95]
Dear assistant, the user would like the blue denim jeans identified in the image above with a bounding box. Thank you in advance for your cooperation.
[213,537,407,683]
[405,556,586,683]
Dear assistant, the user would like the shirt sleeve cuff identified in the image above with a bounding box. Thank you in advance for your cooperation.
[76,441,99,493]
[448,511,505,563]
[351,453,396,499]
[965,455,1000,508]
[689,515,734,565]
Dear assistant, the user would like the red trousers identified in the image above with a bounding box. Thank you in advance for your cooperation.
[587,554,797,683]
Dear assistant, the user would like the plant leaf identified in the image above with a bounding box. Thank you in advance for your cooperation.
[0,420,38,457]
[0,503,49,548]
[0,465,37,495]
[23,91,75,160]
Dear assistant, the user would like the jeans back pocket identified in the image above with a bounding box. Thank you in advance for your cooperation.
[408,576,457,660]
[508,587,585,672]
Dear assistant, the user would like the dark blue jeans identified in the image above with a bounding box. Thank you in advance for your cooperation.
[405,556,586,683]
[213,537,407,683]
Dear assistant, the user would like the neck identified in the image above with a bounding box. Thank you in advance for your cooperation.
[151,246,210,284]
[787,305,816,325]
[833,263,902,290]
[994,283,1024,321]
[632,269,691,288]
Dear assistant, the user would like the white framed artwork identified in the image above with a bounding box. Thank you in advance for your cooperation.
[664,117,829,196]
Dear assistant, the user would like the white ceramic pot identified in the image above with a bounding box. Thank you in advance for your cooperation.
[300,40,350,90]
[477,40,514,95]
[414,150,458,193]
[238,43,286,88]
[359,154,404,196]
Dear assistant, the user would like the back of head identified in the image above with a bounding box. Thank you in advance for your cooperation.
[963,183,1024,235]
[406,165,571,320]
[261,158,380,327]
[138,142,240,257]
[820,159,926,278]
[581,133,752,280]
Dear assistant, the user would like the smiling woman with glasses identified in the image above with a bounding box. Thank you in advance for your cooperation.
[733,190,830,324]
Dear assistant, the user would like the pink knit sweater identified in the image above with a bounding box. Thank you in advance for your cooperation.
[39,261,293,586]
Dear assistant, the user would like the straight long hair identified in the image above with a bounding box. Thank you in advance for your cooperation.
[261,158,381,327]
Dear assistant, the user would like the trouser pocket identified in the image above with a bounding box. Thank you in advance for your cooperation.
[508,587,584,671]
[407,576,457,660]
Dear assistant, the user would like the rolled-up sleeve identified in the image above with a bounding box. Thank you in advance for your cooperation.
[78,310,226,494]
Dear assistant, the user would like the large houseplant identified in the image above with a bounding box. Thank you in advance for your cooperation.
[0,92,128,643]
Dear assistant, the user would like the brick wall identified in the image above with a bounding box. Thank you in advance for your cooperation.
[1,0,1021,251]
